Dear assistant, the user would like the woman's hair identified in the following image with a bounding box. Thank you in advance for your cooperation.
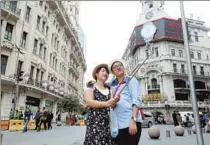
[95,66,109,80]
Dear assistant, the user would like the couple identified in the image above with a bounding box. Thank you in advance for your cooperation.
[84,59,142,145]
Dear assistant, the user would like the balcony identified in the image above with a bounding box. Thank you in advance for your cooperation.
[1,1,21,20]
[147,85,160,90]
[25,78,64,98]
[2,39,16,51]
[68,62,79,78]
[168,69,210,78]
[68,79,77,91]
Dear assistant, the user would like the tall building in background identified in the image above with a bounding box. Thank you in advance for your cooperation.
[1,1,86,120]
[122,1,210,122]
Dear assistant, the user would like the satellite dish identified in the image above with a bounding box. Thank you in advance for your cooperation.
[141,21,157,43]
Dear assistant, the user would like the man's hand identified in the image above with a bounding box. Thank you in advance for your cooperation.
[129,120,137,135]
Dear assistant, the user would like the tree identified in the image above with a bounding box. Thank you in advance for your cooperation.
[61,95,80,113]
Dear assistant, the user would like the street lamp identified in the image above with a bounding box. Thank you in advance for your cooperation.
[179,1,204,145]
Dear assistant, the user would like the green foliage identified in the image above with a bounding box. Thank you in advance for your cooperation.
[61,95,80,113]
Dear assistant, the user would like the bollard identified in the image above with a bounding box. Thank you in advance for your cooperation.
[166,130,170,138]
[1,134,3,145]
[187,128,192,135]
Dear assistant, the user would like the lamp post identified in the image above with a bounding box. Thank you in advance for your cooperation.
[179,1,204,145]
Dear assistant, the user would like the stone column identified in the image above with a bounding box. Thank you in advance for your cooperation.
[1,20,7,43]
[52,101,58,122]
[22,4,38,73]
[40,97,46,108]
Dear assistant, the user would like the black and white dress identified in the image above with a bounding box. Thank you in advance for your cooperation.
[84,86,116,145]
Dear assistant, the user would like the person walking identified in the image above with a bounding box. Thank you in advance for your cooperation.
[108,59,143,145]
[172,111,179,126]
[37,107,48,131]
[22,106,32,133]
[84,63,116,145]
[47,110,54,130]
[34,107,41,130]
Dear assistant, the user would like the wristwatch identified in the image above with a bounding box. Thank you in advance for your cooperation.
[131,116,137,122]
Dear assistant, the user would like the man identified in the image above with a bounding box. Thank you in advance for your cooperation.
[23,106,32,133]
[37,107,48,131]
[34,107,41,130]
[108,59,142,145]
[172,111,179,126]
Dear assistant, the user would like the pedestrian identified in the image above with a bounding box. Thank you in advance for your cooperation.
[14,110,19,120]
[22,106,32,133]
[108,59,143,145]
[47,110,54,130]
[172,111,179,126]
[34,107,41,130]
[176,111,182,126]
[84,63,116,145]
[37,107,48,131]
[19,111,23,120]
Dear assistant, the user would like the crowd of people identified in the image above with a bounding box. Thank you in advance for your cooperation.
[172,110,210,128]
[21,106,54,133]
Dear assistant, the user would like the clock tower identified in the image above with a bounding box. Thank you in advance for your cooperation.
[136,1,170,25]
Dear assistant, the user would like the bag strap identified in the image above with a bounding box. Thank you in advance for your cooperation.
[113,77,125,97]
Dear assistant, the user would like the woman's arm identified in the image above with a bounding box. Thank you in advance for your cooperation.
[84,90,114,109]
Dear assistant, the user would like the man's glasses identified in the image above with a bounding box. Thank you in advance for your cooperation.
[112,63,123,70]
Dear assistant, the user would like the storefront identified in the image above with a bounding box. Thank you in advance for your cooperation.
[25,96,40,116]
[45,100,53,111]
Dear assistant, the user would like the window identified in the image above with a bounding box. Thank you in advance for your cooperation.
[17,61,23,76]
[51,34,54,45]
[173,63,177,73]
[1,55,8,75]
[33,39,38,54]
[42,21,45,33]
[39,1,43,7]
[36,69,40,82]
[200,66,204,76]
[48,11,50,17]
[145,50,149,58]
[39,43,43,57]
[25,6,31,21]
[155,47,159,57]
[40,71,44,82]
[190,51,194,59]
[57,41,59,50]
[46,26,49,37]
[50,53,52,66]
[194,32,199,42]
[207,54,209,60]
[30,66,34,79]
[151,78,157,88]
[21,32,27,48]
[197,52,201,59]
[171,49,175,56]
[149,4,153,8]
[55,59,58,70]
[181,64,185,73]
[179,50,183,57]
[43,48,47,60]
[37,15,41,29]
[193,66,196,75]
[44,6,47,12]
[4,23,13,41]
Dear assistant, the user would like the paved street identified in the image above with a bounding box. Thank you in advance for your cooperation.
[2,125,210,145]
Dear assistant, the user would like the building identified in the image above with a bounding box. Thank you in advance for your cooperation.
[122,1,210,121]
[1,1,86,120]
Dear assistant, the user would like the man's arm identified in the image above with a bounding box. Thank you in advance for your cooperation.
[128,77,141,118]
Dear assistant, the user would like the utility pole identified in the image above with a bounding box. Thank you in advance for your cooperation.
[0,0,3,144]
[179,1,204,145]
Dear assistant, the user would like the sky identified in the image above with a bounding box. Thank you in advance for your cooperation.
[79,1,210,82]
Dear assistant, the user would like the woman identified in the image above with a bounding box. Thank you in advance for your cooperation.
[84,64,116,145]
[34,107,41,130]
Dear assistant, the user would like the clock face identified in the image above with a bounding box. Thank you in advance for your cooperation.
[145,12,153,20]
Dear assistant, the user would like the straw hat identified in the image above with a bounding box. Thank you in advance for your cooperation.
[92,63,109,80]
[108,59,127,72]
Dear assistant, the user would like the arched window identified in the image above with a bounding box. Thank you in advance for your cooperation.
[151,78,157,88]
